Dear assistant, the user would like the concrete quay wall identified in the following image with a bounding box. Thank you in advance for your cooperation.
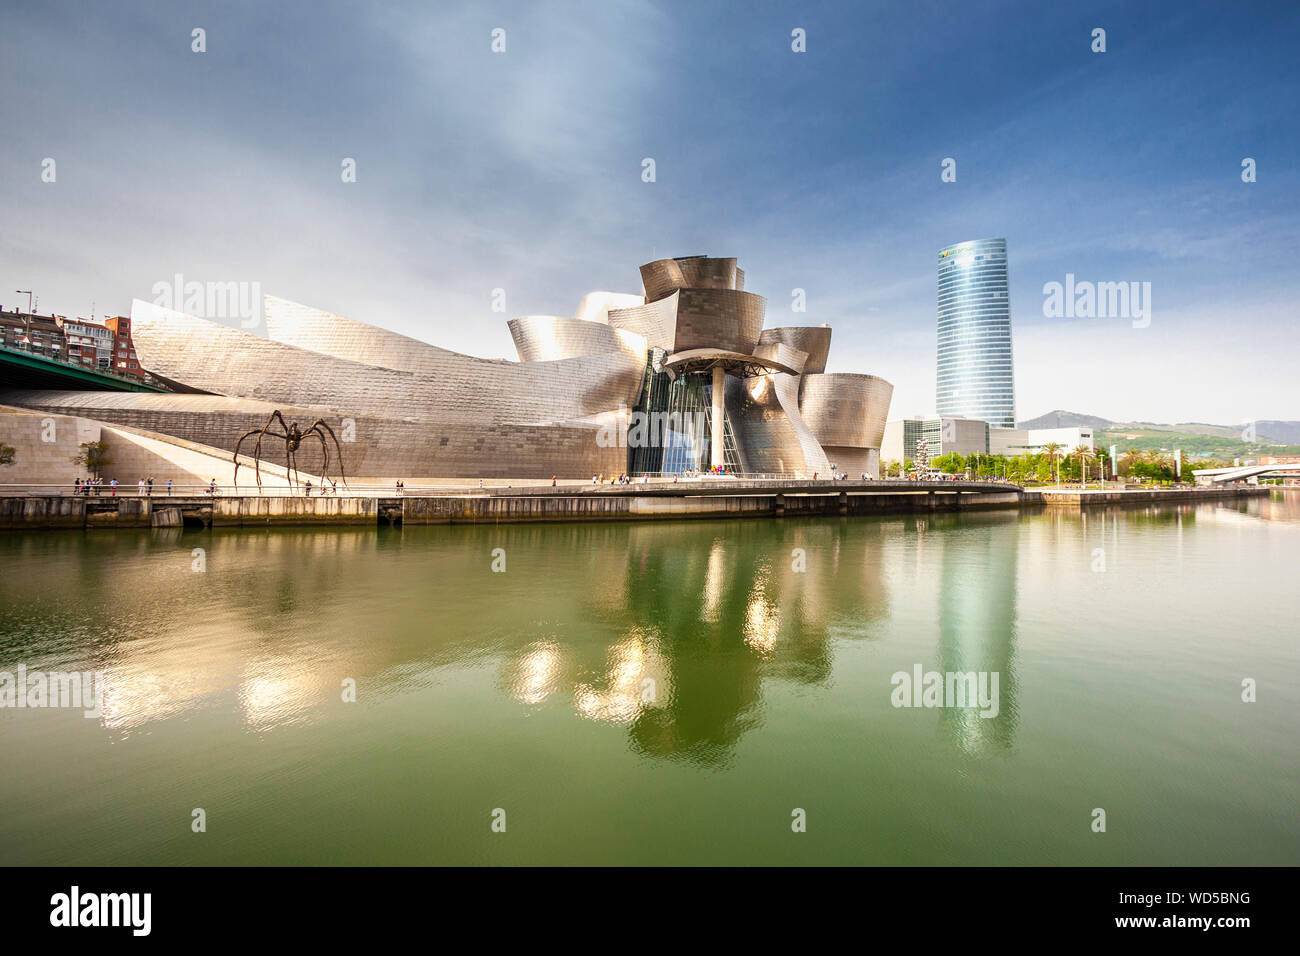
[1039,486,1269,508]
[0,484,1268,530]
[401,489,1024,524]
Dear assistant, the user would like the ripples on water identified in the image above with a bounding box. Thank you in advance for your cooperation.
[1,493,1297,864]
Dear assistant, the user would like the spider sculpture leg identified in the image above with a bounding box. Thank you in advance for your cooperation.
[233,428,260,491]
[306,419,350,490]
[234,416,288,494]
[305,428,331,490]
[256,426,288,493]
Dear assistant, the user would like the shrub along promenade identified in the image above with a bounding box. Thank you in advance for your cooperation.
[0,479,1270,530]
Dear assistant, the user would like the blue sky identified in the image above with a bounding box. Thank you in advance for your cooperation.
[2,0,1297,424]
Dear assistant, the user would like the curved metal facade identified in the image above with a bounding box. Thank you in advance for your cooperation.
[607,293,679,352]
[798,373,893,450]
[256,297,647,424]
[508,315,643,363]
[673,288,765,355]
[573,291,644,325]
[936,238,1016,428]
[3,255,895,479]
[640,257,738,301]
[759,326,832,374]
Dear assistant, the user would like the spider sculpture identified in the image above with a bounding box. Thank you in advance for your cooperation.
[233,411,349,493]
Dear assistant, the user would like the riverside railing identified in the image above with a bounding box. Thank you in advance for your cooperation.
[1,477,1028,498]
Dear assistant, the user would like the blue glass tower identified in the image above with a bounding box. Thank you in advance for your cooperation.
[936,238,1016,428]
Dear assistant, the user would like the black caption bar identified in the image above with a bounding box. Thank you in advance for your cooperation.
[0,866,1286,942]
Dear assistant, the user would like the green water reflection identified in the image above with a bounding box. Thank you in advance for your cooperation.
[1,492,1297,864]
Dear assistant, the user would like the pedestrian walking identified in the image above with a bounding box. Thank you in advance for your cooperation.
[166,479,173,496]
[110,479,118,496]
[137,477,145,496]
[147,476,154,496]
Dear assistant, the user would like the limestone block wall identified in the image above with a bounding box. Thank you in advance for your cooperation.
[1,391,626,480]
[96,423,310,488]
[0,404,100,484]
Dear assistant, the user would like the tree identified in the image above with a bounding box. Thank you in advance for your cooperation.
[72,440,113,478]
[1039,442,1064,485]
[0,444,14,467]
[933,452,963,474]
[1121,448,1146,478]
[1073,445,1095,486]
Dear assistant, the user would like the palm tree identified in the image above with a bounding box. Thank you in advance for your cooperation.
[1073,444,1095,487]
[1122,448,1146,481]
[1040,442,1063,486]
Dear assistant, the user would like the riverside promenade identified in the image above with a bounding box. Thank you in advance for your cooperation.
[0,480,1270,530]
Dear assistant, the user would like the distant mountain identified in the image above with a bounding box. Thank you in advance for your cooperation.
[1017,411,1300,444]
[1252,420,1300,444]
[1016,410,1114,429]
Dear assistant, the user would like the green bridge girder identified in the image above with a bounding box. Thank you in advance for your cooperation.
[0,344,167,392]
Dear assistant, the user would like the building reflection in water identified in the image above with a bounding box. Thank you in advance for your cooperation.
[52,494,1300,757]
[932,512,1020,754]
[494,519,894,767]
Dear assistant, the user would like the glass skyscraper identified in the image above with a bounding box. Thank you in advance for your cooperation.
[936,238,1016,428]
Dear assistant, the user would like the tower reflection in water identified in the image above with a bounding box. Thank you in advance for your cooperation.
[10,513,1022,761]
[933,513,1020,754]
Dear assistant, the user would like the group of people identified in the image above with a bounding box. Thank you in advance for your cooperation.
[591,474,650,485]
[73,477,110,496]
[74,476,173,496]
[135,476,166,496]
[302,479,340,496]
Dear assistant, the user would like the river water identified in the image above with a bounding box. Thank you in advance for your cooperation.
[1,492,1297,864]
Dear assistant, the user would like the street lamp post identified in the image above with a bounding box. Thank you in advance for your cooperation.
[15,290,33,347]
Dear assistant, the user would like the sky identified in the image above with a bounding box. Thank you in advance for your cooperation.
[2,0,1297,425]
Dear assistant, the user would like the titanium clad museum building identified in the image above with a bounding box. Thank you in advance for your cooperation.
[0,256,893,481]
[936,238,1016,429]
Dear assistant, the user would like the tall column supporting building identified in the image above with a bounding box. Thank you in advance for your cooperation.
[711,365,725,470]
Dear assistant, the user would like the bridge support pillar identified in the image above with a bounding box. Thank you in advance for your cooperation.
[839,491,848,515]
[774,493,785,516]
